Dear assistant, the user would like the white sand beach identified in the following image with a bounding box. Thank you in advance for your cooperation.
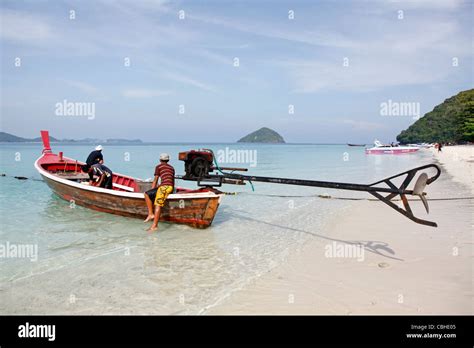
[430,145,474,193]
[205,146,473,314]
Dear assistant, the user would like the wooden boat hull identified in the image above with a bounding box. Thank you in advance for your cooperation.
[39,171,221,228]
[35,138,222,228]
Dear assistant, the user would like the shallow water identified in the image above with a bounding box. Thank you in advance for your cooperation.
[0,143,433,314]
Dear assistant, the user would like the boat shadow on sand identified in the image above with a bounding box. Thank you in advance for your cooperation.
[228,211,403,261]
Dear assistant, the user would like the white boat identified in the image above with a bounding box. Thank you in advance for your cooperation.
[365,140,420,155]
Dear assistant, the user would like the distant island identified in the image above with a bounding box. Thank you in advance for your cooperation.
[237,127,285,143]
[0,132,60,143]
[0,132,143,144]
[397,89,474,144]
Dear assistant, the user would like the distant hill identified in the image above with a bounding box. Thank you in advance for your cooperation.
[0,132,60,142]
[0,132,28,142]
[105,138,143,144]
[0,132,142,144]
[397,89,474,144]
[237,127,285,143]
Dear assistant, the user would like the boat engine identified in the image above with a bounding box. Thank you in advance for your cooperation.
[179,149,214,179]
[178,149,248,185]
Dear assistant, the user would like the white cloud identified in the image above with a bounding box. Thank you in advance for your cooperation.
[96,0,171,15]
[63,80,100,95]
[1,1,470,97]
[194,50,233,66]
[188,13,358,48]
[285,57,451,93]
[384,0,465,10]
[0,3,194,53]
[122,89,172,98]
[186,2,471,93]
[162,71,216,92]
[278,16,470,92]
[0,9,54,43]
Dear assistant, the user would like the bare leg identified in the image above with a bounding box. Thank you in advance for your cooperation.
[144,194,155,222]
[147,205,161,232]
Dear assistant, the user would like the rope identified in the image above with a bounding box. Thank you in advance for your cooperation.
[3,173,473,202]
[204,149,255,192]
[222,191,474,202]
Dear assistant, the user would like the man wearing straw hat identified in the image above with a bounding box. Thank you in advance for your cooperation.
[144,153,175,232]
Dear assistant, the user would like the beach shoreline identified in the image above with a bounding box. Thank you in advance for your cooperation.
[205,146,473,315]
[429,145,474,193]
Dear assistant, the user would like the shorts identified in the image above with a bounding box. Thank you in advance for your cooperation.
[145,185,173,207]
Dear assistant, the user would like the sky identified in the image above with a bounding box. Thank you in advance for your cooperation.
[0,0,472,143]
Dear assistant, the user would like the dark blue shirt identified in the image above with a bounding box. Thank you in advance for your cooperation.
[86,150,103,166]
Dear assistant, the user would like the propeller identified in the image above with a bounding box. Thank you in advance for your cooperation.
[366,164,441,227]
[413,172,429,213]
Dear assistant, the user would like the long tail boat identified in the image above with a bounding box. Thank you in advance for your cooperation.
[36,131,442,229]
[35,131,222,228]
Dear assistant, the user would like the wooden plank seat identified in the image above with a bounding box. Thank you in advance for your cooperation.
[55,172,90,180]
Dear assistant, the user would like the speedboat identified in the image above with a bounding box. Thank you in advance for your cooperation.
[365,140,420,155]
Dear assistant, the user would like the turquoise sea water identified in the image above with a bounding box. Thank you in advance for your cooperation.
[0,143,433,314]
